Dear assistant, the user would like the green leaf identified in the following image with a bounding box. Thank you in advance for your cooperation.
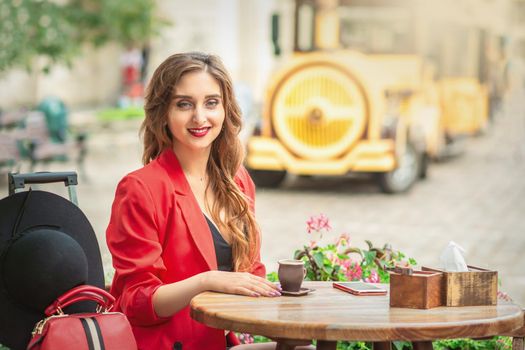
[313,251,324,269]
[363,250,377,265]
[266,271,278,282]
[337,253,350,260]
[378,269,390,283]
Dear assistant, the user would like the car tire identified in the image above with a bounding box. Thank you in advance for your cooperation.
[418,152,429,179]
[377,143,420,194]
[248,169,287,188]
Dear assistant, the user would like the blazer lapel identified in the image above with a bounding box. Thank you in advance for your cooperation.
[158,149,217,271]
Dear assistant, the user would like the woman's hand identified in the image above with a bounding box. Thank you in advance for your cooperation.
[201,271,281,297]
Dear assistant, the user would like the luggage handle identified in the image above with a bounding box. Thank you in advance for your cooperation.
[8,171,79,205]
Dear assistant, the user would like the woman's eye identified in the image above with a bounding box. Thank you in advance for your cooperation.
[177,101,192,109]
[206,99,219,108]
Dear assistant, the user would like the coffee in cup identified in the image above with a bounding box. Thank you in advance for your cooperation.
[278,259,306,292]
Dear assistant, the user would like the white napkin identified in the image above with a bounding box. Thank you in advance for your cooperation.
[440,241,469,272]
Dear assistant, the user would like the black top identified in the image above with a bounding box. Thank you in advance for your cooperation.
[204,214,232,272]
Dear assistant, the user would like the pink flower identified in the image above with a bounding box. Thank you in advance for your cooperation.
[364,270,379,283]
[238,333,254,344]
[340,259,352,269]
[317,214,331,230]
[497,291,513,302]
[345,262,363,281]
[306,214,332,234]
[336,258,351,271]
[308,240,318,249]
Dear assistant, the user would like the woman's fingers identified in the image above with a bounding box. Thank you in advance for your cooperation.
[235,283,279,298]
[244,273,281,296]
[250,274,281,290]
[248,281,280,297]
[212,271,281,297]
[234,286,261,297]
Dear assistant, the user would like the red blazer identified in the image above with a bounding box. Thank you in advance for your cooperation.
[106,148,266,350]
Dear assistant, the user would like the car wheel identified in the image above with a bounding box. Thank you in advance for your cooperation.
[377,143,419,193]
[248,169,287,188]
[418,152,429,179]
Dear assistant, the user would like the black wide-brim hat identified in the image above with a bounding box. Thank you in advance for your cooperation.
[0,190,104,350]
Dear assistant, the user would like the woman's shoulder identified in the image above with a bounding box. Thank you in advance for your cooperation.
[117,156,174,195]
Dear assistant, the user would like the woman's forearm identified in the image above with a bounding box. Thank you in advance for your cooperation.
[152,272,208,317]
[152,270,281,317]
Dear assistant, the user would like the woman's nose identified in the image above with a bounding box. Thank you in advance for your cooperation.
[192,106,206,123]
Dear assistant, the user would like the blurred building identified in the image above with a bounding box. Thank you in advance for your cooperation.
[0,0,523,110]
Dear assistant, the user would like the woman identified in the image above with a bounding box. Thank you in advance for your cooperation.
[106,52,281,350]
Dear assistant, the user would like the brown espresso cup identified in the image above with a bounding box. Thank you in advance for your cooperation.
[278,259,307,292]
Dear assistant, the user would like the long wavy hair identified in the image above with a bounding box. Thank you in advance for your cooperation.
[141,52,258,272]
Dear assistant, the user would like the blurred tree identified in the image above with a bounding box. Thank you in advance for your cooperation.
[0,0,166,73]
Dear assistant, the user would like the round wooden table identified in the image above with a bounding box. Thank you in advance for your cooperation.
[190,282,524,350]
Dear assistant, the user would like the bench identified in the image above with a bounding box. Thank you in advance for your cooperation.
[18,111,87,174]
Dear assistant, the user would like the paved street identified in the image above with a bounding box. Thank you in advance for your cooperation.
[255,91,525,306]
[1,91,524,306]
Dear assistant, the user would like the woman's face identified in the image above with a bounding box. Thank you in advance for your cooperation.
[167,70,225,156]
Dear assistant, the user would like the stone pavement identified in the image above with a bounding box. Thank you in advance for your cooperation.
[1,89,524,306]
[256,90,525,306]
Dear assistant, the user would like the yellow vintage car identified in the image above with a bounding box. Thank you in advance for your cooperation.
[439,77,489,137]
[246,0,491,193]
[247,51,429,193]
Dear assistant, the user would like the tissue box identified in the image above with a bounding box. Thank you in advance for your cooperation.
[389,270,444,309]
[422,266,497,306]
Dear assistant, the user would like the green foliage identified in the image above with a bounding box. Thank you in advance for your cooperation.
[0,0,79,71]
[253,335,272,343]
[337,341,370,350]
[243,336,513,349]
[0,0,167,72]
[97,106,145,121]
[433,336,512,350]
[294,236,415,284]
[67,0,167,47]
[290,214,416,283]
[266,271,279,282]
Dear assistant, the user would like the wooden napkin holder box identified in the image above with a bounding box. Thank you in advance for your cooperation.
[422,266,498,306]
[389,270,444,309]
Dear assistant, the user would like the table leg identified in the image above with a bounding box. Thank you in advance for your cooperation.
[316,341,337,350]
[512,337,524,350]
[412,341,434,350]
[373,341,392,350]
[275,339,313,350]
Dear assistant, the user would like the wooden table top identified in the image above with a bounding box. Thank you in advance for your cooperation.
[190,281,524,342]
